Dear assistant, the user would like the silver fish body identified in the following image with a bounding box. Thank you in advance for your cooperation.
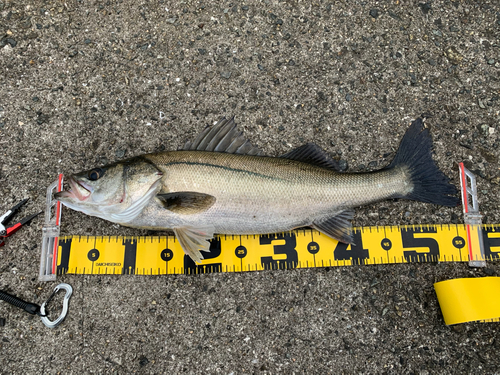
[132,151,411,234]
[56,117,458,262]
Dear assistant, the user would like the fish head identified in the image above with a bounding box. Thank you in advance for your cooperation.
[55,158,163,223]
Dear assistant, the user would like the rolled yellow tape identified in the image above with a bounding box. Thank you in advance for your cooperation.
[434,277,500,325]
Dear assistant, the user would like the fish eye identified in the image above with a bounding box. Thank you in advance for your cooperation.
[88,168,104,181]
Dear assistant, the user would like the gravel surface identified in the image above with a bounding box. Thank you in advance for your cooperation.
[1,0,500,373]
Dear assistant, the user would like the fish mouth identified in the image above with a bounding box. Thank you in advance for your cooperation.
[54,176,92,202]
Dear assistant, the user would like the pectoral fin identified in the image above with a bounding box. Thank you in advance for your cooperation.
[174,225,215,263]
[312,210,355,244]
[157,192,216,215]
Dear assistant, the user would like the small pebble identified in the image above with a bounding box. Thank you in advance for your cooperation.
[139,356,149,367]
[115,149,126,158]
[444,46,463,65]
[4,38,17,47]
[484,268,495,276]
[419,2,431,15]
[338,160,348,171]
[369,9,380,18]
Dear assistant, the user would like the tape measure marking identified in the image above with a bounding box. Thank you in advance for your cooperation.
[55,224,500,276]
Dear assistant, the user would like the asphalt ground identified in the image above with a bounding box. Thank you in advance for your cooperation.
[1,0,500,373]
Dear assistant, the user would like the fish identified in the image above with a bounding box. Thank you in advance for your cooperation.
[55,117,459,263]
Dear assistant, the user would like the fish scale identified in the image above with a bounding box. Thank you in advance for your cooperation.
[135,151,410,235]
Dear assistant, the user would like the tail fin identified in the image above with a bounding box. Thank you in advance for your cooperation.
[387,118,459,206]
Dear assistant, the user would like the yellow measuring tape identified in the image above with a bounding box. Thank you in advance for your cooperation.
[435,277,500,325]
[56,224,500,276]
[54,224,500,325]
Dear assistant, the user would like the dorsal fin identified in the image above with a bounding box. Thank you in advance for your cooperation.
[182,117,265,156]
[280,143,341,171]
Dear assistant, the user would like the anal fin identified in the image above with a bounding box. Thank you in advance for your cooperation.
[312,210,355,244]
[174,224,215,264]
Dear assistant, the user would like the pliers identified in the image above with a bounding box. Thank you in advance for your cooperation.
[0,198,42,247]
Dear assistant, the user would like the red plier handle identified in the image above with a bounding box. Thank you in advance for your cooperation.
[0,199,42,247]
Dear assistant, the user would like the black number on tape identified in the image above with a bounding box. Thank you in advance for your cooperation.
[452,236,465,249]
[260,233,298,270]
[482,227,500,261]
[122,239,137,275]
[235,245,247,258]
[307,241,320,254]
[88,248,100,262]
[333,230,369,265]
[57,238,72,275]
[401,227,439,262]
[184,237,222,274]
[381,238,392,251]
[161,248,174,262]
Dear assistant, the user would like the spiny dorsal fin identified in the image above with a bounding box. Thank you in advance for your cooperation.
[156,192,216,215]
[281,143,341,171]
[183,117,265,156]
[312,210,354,244]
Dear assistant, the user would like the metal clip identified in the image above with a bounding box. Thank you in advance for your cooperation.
[40,283,73,328]
[458,163,486,268]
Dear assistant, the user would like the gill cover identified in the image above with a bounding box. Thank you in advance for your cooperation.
[56,158,163,224]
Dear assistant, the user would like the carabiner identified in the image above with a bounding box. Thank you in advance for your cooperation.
[40,283,73,328]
